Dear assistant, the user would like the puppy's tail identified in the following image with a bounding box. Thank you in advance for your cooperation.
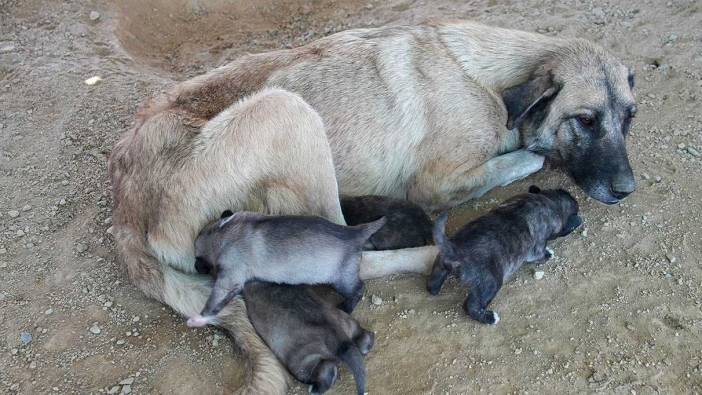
[338,341,367,395]
[355,216,387,241]
[432,212,459,263]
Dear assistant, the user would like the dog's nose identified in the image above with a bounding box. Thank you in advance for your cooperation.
[610,189,631,200]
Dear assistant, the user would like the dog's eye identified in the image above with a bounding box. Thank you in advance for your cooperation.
[577,115,595,128]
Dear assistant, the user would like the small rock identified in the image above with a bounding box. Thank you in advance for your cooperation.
[132,316,140,323]
[10,348,18,355]
[0,262,6,268]
[89,11,101,21]
[20,332,32,345]
[666,254,677,264]
[8,210,20,218]
[0,247,6,254]
[76,243,88,253]
[119,378,135,386]
[16,230,25,237]
[59,198,67,206]
[0,42,17,53]
[44,308,53,315]
[116,339,126,345]
[107,226,114,235]
[107,386,120,394]
[21,205,31,212]
[371,295,383,305]
[677,143,686,149]
[686,146,701,157]
[120,384,132,395]
[104,300,113,308]
[89,324,101,335]
[29,361,37,369]
[514,347,523,355]
[591,7,606,24]
[84,76,103,85]
[533,270,545,280]
[654,176,662,183]
[581,228,589,237]
[641,173,650,180]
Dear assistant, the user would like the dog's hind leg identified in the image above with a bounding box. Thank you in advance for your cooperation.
[463,277,501,325]
[426,256,449,295]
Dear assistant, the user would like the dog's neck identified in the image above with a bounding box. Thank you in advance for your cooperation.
[435,21,572,92]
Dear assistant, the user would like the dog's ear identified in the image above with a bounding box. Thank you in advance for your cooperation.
[502,68,561,130]
[220,210,234,219]
[529,185,541,194]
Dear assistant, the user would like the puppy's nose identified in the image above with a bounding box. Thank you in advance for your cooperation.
[610,189,631,200]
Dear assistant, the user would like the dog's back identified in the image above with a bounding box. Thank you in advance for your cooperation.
[341,195,433,250]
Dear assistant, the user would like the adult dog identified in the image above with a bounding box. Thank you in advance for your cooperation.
[109,20,636,394]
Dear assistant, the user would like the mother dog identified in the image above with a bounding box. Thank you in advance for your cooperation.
[109,20,636,394]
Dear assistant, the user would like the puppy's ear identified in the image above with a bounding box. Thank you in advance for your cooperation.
[220,210,234,219]
[529,185,541,194]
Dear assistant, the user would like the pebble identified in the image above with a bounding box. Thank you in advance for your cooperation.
[8,210,20,218]
[591,7,606,24]
[687,146,701,157]
[0,247,6,254]
[0,262,6,268]
[20,332,32,345]
[76,242,88,253]
[654,176,662,183]
[0,42,17,53]
[29,361,37,369]
[641,173,650,180]
[21,205,31,211]
[371,295,383,305]
[10,348,18,355]
[107,386,120,394]
[533,270,545,280]
[59,198,67,206]
[119,378,135,386]
[116,339,126,345]
[120,385,132,394]
[44,308,53,315]
[89,324,101,335]
[84,76,103,85]
[581,228,589,238]
[16,229,25,237]
[89,11,101,21]
[666,254,677,264]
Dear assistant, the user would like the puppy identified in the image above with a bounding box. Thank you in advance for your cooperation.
[243,281,374,395]
[187,211,385,327]
[427,186,582,324]
[341,195,433,250]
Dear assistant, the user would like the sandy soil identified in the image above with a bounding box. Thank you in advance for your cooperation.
[1,0,701,394]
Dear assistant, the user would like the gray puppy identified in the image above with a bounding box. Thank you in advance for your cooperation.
[187,211,386,327]
[341,195,433,250]
[427,186,582,324]
[243,281,374,395]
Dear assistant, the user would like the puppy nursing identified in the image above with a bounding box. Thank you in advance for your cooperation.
[244,282,374,395]
[427,186,582,324]
[187,211,385,327]
[341,195,433,250]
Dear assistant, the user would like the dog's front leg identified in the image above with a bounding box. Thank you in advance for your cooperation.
[409,149,545,212]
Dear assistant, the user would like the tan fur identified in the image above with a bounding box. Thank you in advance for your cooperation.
[109,20,631,393]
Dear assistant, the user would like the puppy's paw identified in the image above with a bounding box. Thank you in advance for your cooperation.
[544,246,554,259]
[485,310,500,325]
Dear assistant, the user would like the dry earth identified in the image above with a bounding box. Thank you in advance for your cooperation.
[1,0,702,394]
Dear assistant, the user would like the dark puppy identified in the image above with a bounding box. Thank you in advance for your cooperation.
[427,186,582,324]
[341,195,433,250]
[243,282,374,395]
[188,211,385,327]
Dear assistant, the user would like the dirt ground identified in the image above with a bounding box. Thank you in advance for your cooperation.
[1,0,701,394]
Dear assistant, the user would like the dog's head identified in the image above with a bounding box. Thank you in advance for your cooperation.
[504,41,637,205]
[528,185,581,238]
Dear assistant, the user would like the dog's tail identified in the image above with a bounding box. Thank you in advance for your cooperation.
[354,216,387,242]
[432,212,459,264]
[338,341,367,395]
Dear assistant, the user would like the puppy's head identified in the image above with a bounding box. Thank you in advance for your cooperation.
[529,186,582,238]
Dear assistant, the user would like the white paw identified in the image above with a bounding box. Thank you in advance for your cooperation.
[491,311,500,325]
[545,246,555,256]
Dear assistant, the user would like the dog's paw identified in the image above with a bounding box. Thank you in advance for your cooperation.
[485,310,500,325]
[544,246,554,260]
